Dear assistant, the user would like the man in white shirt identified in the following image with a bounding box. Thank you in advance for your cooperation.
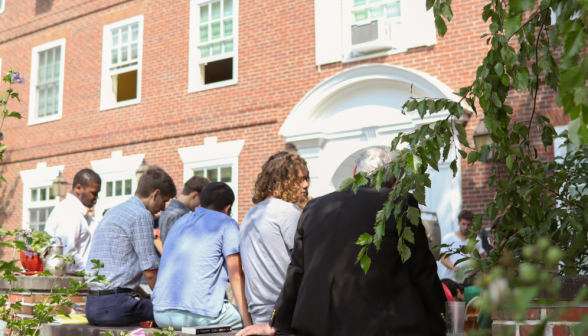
[45,169,101,273]
[440,210,487,282]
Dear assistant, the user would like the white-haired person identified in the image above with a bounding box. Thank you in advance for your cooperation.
[237,146,446,336]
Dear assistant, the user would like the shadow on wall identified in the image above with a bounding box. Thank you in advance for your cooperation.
[35,0,54,15]
[0,156,20,260]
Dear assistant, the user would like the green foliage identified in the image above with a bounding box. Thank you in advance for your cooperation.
[341,0,588,334]
[154,327,178,336]
[0,69,26,185]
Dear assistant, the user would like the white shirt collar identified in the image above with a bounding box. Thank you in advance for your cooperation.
[64,193,88,215]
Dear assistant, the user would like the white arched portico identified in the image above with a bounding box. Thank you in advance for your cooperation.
[280,64,465,250]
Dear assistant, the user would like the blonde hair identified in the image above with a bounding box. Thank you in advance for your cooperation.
[252,152,309,204]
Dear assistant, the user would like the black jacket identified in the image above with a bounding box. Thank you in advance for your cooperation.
[270,186,447,336]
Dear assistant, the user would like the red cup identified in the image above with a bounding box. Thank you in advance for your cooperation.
[140,321,154,328]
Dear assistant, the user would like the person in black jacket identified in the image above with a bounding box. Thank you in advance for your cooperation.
[237,146,447,336]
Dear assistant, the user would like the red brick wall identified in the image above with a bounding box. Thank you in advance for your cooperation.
[0,0,565,246]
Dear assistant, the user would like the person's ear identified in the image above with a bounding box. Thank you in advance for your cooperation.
[221,204,231,216]
[152,189,161,200]
[190,191,199,200]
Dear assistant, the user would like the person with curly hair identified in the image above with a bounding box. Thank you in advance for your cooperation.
[239,151,310,325]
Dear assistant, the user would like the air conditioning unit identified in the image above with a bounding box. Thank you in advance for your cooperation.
[350,19,394,54]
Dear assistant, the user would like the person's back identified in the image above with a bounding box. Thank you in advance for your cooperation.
[278,188,445,336]
[240,198,301,323]
[152,182,252,330]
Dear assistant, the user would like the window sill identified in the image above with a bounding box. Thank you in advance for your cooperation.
[188,79,237,94]
[100,98,141,112]
[342,47,408,64]
[28,114,62,126]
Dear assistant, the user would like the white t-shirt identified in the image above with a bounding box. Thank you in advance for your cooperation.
[440,231,485,282]
[239,198,301,324]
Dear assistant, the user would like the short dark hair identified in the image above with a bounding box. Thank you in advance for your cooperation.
[72,169,101,190]
[181,176,210,195]
[441,278,464,296]
[135,166,177,198]
[200,182,235,213]
[458,210,474,222]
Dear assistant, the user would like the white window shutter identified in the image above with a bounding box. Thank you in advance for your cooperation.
[315,0,343,66]
[401,0,437,49]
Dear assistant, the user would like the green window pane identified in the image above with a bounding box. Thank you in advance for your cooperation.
[122,26,129,44]
[223,19,233,37]
[106,182,113,197]
[46,86,54,116]
[211,22,221,40]
[111,48,118,64]
[207,168,218,182]
[354,0,366,6]
[371,5,383,18]
[354,9,368,21]
[131,43,138,60]
[30,209,38,224]
[220,167,232,182]
[39,52,46,83]
[115,180,123,196]
[212,42,222,55]
[368,0,382,3]
[211,1,221,20]
[40,188,47,201]
[112,29,119,46]
[132,23,139,42]
[49,187,55,200]
[54,47,61,79]
[124,179,132,195]
[38,88,46,117]
[223,0,233,16]
[225,39,233,53]
[46,50,54,81]
[200,45,210,58]
[200,25,209,42]
[39,208,47,223]
[387,2,401,17]
[121,45,128,62]
[193,170,204,176]
[31,189,38,202]
[200,5,209,23]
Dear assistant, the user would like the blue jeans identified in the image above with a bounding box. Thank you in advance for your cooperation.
[86,291,154,326]
[154,300,243,330]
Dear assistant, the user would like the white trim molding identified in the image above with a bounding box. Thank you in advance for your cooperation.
[20,162,64,228]
[100,15,144,111]
[28,38,66,125]
[179,137,244,220]
[91,150,145,221]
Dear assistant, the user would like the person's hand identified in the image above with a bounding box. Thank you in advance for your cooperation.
[452,265,460,272]
[236,324,276,336]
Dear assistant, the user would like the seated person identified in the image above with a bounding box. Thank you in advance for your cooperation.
[441,278,465,301]
[152,182,252,330]
[85,166,176,326]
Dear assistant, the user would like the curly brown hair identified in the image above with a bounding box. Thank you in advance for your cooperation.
[252,151,310,204]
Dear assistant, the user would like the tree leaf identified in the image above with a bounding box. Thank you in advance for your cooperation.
[494,63,504,76]
[441,3,454,21]
[426,0,435,10]
[403,227,415,244]
[427,99,437,114]
[356,246,367,264]
[407,206,420,226]
[489,22,499,34]
[8,112,22,119]
[450,159,458,177]
[506,154,514,170]
[352,172,369,194]
[413,188,426,206]
[492,92,502,108]
[360,253,372,274]
[338,178,354,192]
[435,15,448,38]
[504,14,522,37]
[458,149,467,159]
[563,21,585,58]
[408,154,423,172]
[417,100,427,119]
[356,233,373,245]
[455,123,467,137]
[501,74,511,86]
[398,241,412,263]
[406,99,418,112]
[509,0,534,14]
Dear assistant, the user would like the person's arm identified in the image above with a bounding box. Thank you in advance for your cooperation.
[441,253,458,272]
[143,269,158,290]
[403,194,446,333]
[226,254,252,327]
[53,216,84,270]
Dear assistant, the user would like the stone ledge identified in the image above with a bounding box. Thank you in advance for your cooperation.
[0,276,87,292]
[41,324,248,336]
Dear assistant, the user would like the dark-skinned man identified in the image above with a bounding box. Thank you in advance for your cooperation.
[45,169,101,273]
[85,166,177,326]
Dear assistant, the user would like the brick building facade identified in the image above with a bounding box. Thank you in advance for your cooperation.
[0,0,566,261]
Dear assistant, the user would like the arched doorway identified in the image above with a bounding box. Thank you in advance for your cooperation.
[280,64,467,261]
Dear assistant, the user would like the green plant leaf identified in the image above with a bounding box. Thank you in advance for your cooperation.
[435,15,448,38]
[406,99,418,112]
[509,0,534,14]
[407,206,420,226]
[417,100,427,119]
[494,63,504,76]
[504,13,522,37]
[398,241,412,263]
[360,253,371,274]
[492,92,502,108]
[408,154,423,172]
[403,227,415,244]
[506,154,514,170]
[337,178,354,192]
[356,246,367,264]
[356,233,373,245]
[352,172,369,194]
[450,159,458,177]
[455,123,467,137]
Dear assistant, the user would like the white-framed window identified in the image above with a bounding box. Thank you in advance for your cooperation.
[100,15,144,111]
[188,0,239,92]
[28,39,66,125]
[0,0,5,14]
[91,151,144,221]
[179,137,244,220]
[20,162,64,230]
